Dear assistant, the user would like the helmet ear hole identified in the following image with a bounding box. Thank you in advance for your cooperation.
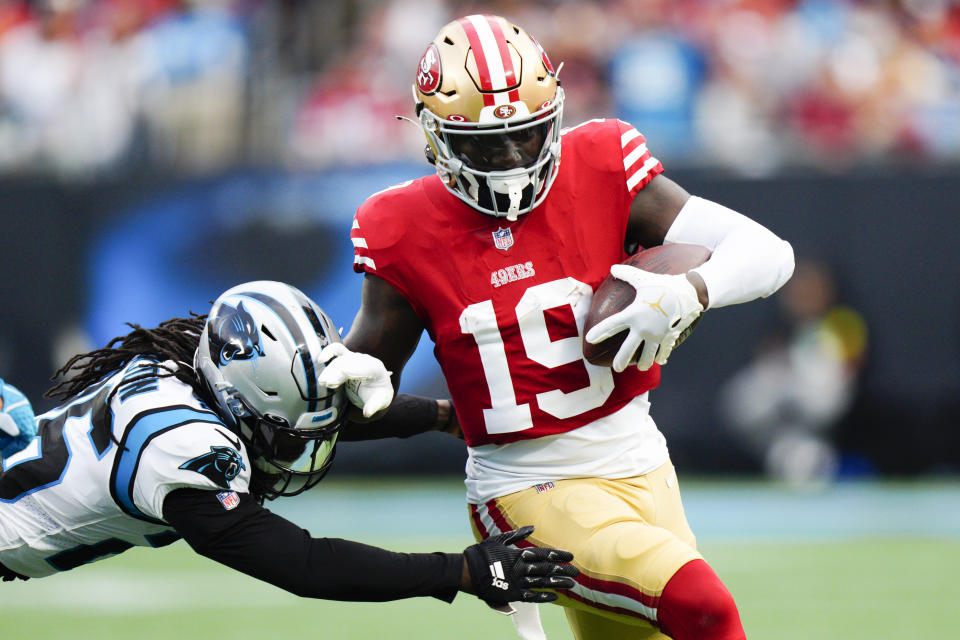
[263,412,288,426]
[424,145,437,165]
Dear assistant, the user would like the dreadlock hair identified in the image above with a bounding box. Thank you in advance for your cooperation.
[46,314,208,402]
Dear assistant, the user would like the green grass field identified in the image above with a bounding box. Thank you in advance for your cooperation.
[3,478,958,639]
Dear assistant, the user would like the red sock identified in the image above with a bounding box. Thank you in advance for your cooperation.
[657,559,745,640]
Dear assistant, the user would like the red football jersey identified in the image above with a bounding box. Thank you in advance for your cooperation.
[352,119,665,446]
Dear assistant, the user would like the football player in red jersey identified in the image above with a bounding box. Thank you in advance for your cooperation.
[344,14,795,640]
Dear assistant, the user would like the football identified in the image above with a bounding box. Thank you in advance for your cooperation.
[582,243,711,367]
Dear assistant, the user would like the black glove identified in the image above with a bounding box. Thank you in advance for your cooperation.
[462,525,579,607]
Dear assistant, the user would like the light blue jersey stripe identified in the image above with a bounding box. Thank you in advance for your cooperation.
[112,406,222,522]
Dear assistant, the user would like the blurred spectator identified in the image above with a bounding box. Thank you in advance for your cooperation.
[137,0,248,172]
[718,257,869,487]
[0,0,100,175]
[0,0,958,176]
[610,30,706,161]
[286,0,443,167]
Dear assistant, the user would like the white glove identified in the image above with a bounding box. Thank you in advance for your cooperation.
[318,343,394,418]
[584,265,703,372]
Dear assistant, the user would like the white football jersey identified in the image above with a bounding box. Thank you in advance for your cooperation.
[0,357,252,578]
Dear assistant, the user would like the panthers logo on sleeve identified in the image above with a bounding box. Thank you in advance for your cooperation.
[207,301,264,367]
[179,446,246,489]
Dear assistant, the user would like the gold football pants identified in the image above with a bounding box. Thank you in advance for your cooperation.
[469,460,701,640]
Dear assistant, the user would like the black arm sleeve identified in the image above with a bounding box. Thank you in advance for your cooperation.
[339,393,440,441]
[162,488,462,603]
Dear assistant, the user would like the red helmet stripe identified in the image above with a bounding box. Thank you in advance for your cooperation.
[484,15,517,89]
[460,15,517,107]
[458,17,494,91]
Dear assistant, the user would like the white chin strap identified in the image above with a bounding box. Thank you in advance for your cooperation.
[489,168,531,222]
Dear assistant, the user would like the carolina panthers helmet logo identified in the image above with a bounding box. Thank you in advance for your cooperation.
[179,446,246,489]
[208,301,264,367]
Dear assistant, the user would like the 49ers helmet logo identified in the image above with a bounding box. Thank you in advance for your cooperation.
[494,104,517,119]
[417,44,442,94]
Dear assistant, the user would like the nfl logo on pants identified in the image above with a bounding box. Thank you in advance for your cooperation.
[216,491,240,510]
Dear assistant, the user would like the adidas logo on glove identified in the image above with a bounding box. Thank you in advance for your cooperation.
[489,561,510,590]
[463,525,578,607]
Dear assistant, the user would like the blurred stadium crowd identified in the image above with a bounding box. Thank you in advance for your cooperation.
[0,0,959,179]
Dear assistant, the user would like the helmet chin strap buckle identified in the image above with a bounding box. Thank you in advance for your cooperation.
[506,190,522,222]
[490,170,530,222]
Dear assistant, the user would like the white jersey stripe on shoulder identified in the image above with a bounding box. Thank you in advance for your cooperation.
[469,15,508,90]
[623,142,649,172]
[351,237,368,249]
[352,219,360,229]
[626,156,661,191]
[621,127,641,147]
[354,255,377,270]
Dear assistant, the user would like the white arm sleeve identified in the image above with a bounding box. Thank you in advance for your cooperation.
[664,196,795,309]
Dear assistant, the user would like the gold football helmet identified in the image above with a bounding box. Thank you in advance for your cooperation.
[413,14,564,221]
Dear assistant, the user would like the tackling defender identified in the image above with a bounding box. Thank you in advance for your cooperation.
[344,15,794,640]
[0,280,578,609]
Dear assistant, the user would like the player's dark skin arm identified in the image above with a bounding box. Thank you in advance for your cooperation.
[344,273,424,394]
[342,275,462,437]
[626,173,710,308]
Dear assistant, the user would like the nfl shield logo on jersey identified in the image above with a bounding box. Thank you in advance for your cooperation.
[492,227,514,250]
